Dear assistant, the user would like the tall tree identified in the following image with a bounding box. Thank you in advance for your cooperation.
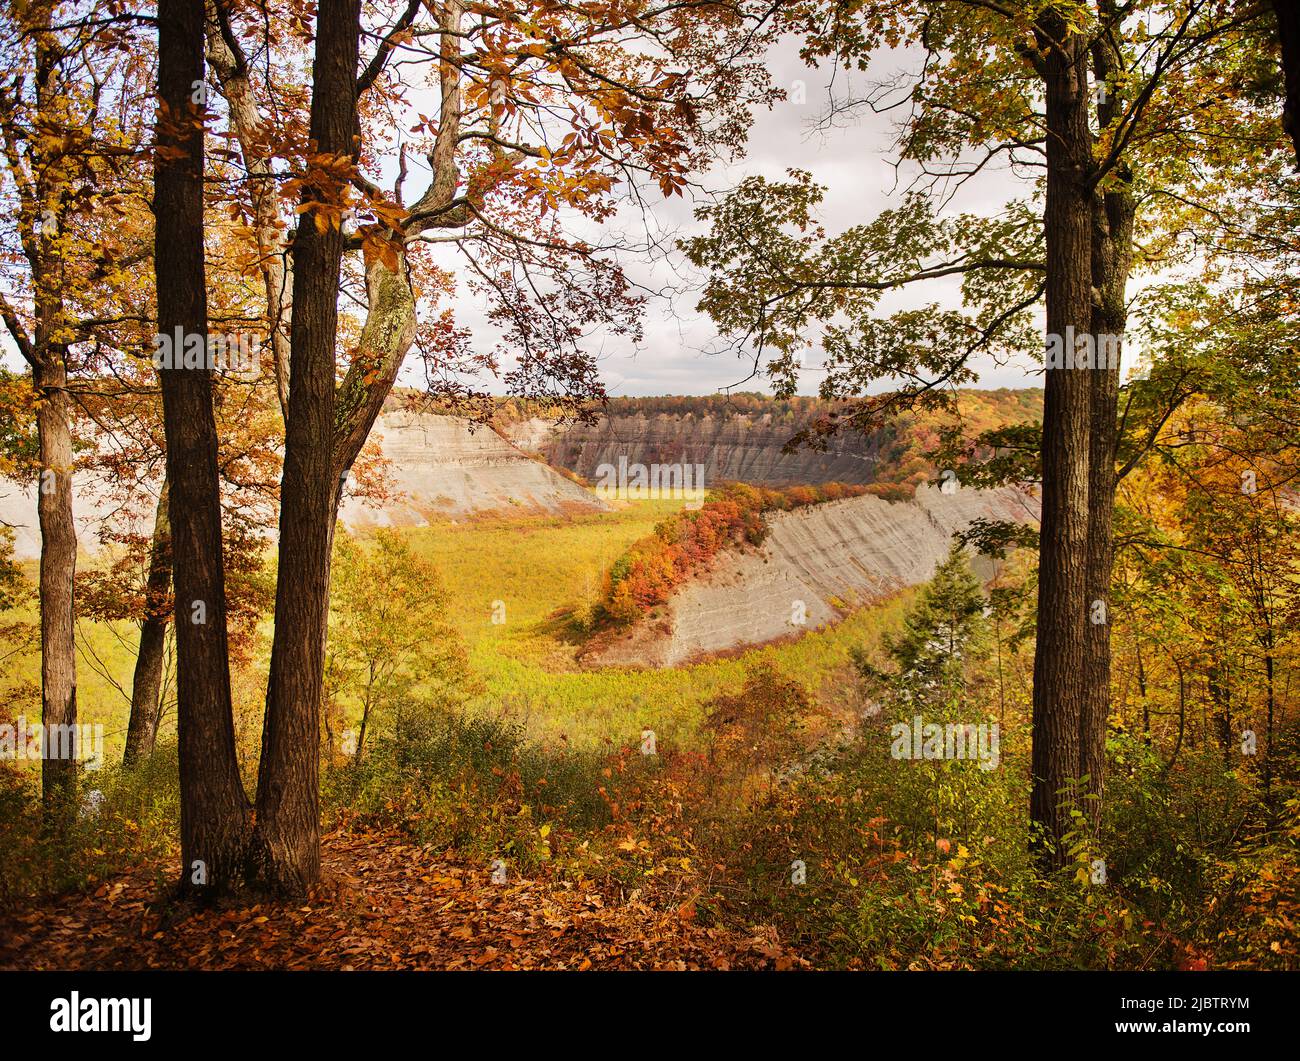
[1029,5,1093,858]
[1274,0,1300,166]
[0,2,80,806]
[123,482,170,766]
[685,0,1277,862]
[246,0,361,894]
[200,0,775,893]
[0,1,155,805]
[154,0,250,893]
[1079,0,1135,826]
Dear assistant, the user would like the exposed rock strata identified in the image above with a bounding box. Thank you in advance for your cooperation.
[503,412,888,486]
[589,484,1039,668]
[0,412,606,558]
[338,412,606,531]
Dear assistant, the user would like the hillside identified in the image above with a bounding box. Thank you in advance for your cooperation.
[588,483,1039,668]
[0,390,1038,557]
[338,412,606,530]
[0,410,607,558]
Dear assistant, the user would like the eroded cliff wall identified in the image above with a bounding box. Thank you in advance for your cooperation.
[0,411,606,558]
[590,484,1039,668]
[338,412,606,530]
[500,391,1043,490]
[507,412,889,486]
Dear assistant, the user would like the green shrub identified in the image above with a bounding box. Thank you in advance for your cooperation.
[0,742,181,902]
[323,705,614,872]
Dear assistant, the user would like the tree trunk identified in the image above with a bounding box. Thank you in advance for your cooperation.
[328,0,460,486]
[1274,0,1300,168]
[1136,637,1150,742]
[204,2,292,416]
[155,0,250,894]
[1077,0,1137,834]
[30,16,78,811]
[1165,656,1187,772]
[248,0,361,896]
[124,481,171,766]
[1207,651,1233,765]
[1079,3,1138,832]
[34,357,77,806]
[1079,198,1133,830]
[1264,640,1276,799]
[1029,11,1093,867]
[354,681,373,767]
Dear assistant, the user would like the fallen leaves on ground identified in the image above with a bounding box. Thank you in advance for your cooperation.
[0,829,806,972]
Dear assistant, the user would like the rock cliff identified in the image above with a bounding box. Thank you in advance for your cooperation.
[0,411,606,558]
[500,391,1043,491]
[505,411,889,486]
[338,412,606,531]
[588,484,1039,668]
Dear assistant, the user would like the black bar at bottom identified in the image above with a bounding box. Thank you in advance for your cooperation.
[1,969,1292,1048]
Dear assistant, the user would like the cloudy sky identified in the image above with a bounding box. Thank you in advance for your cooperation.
[419,38,1051,400]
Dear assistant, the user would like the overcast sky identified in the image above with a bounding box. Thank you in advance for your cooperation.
[418,39,1052,400]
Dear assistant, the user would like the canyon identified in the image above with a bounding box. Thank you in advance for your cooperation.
[3,393,1042,557]
[2,402,1038,670]
[337,411,606,532]
[0,411,606,558]
[504,410,889,485]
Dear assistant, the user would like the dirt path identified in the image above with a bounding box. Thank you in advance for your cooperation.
[1,829,803,971]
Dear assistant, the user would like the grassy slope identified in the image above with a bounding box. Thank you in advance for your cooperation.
[6,559,142,761]
[6,498,907,762]
[398,498,906,748]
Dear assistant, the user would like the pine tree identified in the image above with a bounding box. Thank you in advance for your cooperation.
[855,543,989,711]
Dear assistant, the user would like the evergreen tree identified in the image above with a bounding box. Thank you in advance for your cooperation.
[855,543,989,711]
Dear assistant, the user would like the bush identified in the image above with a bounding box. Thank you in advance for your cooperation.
[0,743,182,903]
[323,704,614,872]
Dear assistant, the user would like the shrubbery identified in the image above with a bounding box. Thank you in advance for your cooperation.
[0,742,181,903]
[322,704,620,872]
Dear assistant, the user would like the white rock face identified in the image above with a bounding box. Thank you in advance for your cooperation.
[499,416,556,454]
[0,473,120,560]
[590,484,1039,668]
[0,412,607,558]
[338,412,606,530]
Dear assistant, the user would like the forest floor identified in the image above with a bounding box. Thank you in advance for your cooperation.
[0,828,806,971]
